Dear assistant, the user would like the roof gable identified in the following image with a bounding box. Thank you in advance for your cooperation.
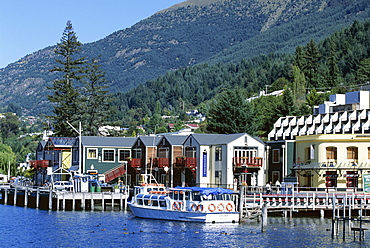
[80,136,136,147]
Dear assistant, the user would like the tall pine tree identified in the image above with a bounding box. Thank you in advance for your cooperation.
[80,57,112,136]
[207,89,254,134]
[48,21,86,137]
[303,40,321,89]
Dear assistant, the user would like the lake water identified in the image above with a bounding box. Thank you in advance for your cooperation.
[0,204,369,248]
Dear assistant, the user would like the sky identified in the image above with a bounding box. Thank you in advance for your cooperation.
[0,0,184,69]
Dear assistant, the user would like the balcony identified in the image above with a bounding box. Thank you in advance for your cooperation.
[30,160,50,170]
[233,157,263,167]
[176,157,197,169]
[127,158,141,168]
[156,158,170,168]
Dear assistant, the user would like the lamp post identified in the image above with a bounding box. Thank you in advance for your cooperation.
[67,121,82,175]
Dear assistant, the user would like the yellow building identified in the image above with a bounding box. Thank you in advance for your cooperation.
[268,91,370,191]
[294,134,370,190]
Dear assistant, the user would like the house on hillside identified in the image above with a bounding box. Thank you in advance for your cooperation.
[182,133,266,188]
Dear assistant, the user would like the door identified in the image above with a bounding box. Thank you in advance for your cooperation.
[62,150,72,169]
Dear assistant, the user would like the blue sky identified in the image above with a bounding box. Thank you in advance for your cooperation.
[0,0,184,69]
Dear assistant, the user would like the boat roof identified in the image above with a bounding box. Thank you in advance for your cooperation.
[174,187,234,195]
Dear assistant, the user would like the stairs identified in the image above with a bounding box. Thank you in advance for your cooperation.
[104,163,127,183]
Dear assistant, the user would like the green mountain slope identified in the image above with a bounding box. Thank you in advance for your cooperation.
[0,0,369,115]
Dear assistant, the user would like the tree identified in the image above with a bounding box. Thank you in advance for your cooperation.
[80,57,112,136]
[47,21,86,137]
[207,89,254,134]
[0,143,16,175]
[356,58,370,83]
[0,112,20,139]
[252,95,282,136]
[326,38,341,88]
[303,40,321,88]
[293,45,305,70]
[290,65,307,108]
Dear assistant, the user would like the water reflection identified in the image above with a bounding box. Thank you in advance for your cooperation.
[0,205,369,248]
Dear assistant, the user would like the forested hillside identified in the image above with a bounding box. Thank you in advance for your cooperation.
[112,20,370,136]
[0,0,369,115]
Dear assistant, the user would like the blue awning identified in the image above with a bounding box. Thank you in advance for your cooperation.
[174,187,234,195]
[68,165,79,172]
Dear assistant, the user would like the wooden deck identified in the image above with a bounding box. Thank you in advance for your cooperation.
[0,186,129,211]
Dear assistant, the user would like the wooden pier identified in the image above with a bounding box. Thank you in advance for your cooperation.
[0,185,129,211]
[240,191,370,217]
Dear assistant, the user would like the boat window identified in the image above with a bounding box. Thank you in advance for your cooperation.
[152,200,158,207]
[193,193,201,201]
[144,200,151,205]
[172,192,184,200]
[216,194,223,200]
[159,201,166,207]
[137,199,143,205]
[224,194,231,201]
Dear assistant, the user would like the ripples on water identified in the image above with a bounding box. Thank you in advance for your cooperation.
[0,204,369,248]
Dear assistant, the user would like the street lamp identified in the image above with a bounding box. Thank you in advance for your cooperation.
[67,121,82,175]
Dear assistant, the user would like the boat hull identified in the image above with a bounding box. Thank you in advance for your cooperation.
[128,203,239,223]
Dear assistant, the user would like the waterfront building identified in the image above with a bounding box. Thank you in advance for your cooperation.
[268,91,370,190]
[182,133,266,189]
[30,133,267,189]
[31,137,77,185]
[77,136,136,181]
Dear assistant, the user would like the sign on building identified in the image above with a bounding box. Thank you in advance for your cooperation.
[363,174,370,192]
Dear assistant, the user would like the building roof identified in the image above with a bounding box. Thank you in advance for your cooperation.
[80,136,136,147]
[49,137,77,148]
[268,108,370,141]
[137,136,161,147]
[162,135,188,146]
[188,133,265,146]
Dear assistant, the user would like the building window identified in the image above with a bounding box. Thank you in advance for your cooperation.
[326,147,337,160]
[158,148,169,158]
[346,171,358,188]
[347,147,358,160]
[118,149,130,162]
[215,146,222,161]
[103,149,115,162]
[133,148,142,159]
[185,147,196,158]
[272,149,280,163]
[87,148,97,159]
[325,171,337,187]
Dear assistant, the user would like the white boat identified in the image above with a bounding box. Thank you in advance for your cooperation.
[128,182,239,223]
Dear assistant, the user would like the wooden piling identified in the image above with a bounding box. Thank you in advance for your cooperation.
[238,186,245,222]
[24,188,28,207]
[49,190,53,210]
[91,193,94,211]
[14,187,17,206]
[36,188,40,209]
[4,188,8,205]
[72,192,75,210]
[261,203,268,232]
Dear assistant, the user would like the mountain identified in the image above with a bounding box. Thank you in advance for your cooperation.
[0,0,369,116]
